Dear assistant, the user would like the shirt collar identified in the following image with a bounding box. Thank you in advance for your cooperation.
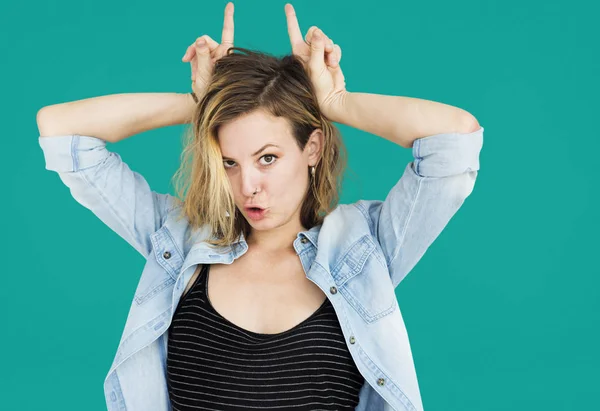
[229,224,321,248]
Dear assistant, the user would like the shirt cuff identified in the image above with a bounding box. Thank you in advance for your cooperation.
[412,126,484,178]
[38,134,109,172]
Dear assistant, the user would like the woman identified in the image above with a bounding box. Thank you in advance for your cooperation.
[37,3,483,411]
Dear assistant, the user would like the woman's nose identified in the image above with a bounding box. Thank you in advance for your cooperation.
[240,168,261,197]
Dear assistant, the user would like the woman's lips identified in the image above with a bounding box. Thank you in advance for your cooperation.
[244,207,267,221]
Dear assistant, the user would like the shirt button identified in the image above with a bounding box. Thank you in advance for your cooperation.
[300,237,308,244]
[377,378,386,386]
[330,286,337,294]
[163,251,171,259]
[349,336,356,344]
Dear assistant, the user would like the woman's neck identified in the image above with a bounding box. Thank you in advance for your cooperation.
[245,222,307,254]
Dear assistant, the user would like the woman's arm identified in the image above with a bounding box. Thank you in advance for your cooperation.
[36,92,196,142]
[328,91,479,148]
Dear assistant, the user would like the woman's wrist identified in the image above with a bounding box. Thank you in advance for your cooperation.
[179,92,198,124]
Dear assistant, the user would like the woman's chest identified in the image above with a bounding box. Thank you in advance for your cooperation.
[182,257,328,335]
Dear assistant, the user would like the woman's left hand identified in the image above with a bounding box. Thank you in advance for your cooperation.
[285,4,346,121]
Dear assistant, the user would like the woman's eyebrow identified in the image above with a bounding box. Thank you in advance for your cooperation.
[222,143,281,160]
[252,143,281,156]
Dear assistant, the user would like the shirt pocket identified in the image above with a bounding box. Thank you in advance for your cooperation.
[134,226,184,305]
[330,234,398,323]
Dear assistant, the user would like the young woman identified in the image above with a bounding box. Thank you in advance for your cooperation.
[37,3,483,411]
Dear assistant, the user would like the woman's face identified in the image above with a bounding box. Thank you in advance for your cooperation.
[218,109,322,232]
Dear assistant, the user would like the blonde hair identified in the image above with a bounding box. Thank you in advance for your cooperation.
[171,47,347,248]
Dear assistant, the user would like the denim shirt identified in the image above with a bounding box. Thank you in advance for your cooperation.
[38,125,483,411]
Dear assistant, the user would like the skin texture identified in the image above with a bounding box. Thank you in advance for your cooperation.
[218,109,323,252]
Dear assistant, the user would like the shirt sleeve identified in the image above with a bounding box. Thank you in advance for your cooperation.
[354,126,484,288]
[38,134,179,259]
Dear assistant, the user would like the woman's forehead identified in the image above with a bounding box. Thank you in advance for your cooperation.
[218,111,295,154]
[220,110,291,137]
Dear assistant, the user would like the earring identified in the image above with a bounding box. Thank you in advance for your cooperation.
[311,166,316,177]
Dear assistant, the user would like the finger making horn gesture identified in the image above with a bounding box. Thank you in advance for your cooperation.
[181,2,235,100]
[285,3,347,120]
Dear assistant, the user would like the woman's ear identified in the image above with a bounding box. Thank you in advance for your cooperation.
[306,129,324,166]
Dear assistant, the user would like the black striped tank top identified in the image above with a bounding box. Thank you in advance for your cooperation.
[166,264,365,410]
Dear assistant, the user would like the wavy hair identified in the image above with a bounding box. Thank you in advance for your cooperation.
[171,47,347,247]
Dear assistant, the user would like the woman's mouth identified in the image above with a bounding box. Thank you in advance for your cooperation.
[244,206,268,221]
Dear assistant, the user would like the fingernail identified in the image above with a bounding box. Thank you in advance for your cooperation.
[196,39,205,47]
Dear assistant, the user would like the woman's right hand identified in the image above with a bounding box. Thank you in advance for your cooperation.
[181,2,235,100]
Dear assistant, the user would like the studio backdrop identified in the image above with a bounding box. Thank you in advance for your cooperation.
[1,0,597,410]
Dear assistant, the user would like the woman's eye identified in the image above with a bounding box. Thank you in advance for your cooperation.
[260,154,277,166]
[223,155,277,169]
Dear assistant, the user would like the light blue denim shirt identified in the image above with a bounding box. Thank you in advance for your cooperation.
[38,125,483,411]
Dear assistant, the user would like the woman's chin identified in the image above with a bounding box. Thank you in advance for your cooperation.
[246,217,273,230]
[245,211,286,232]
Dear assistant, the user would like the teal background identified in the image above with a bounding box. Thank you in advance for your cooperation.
[2,0,598,410]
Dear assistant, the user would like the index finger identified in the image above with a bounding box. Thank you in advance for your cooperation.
[221,2,234,45]
[285,4,303,48]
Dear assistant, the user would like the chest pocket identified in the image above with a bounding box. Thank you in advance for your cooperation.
[331,234,397,323]
[134,226,184,306]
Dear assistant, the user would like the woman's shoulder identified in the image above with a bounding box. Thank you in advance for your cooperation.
[158,201,215,252]
[320,201,378,240]
[326,200,382,226]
